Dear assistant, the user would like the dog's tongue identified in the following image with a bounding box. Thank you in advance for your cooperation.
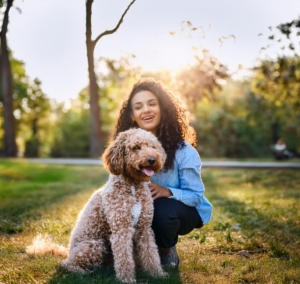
[141,167,155,177]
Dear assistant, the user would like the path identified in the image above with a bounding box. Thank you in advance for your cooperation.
[26,158,300,168]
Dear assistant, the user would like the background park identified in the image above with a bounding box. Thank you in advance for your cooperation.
[0,0,300,283]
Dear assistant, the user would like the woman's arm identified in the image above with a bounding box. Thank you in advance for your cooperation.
[150,143,205,207]
[168,164,204,207]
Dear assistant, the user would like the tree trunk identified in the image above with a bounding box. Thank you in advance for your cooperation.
[85,0,136,157]
[87,45,102,157]
[86,0,102,157]
[0,0,17,157]
[271,121,280,144]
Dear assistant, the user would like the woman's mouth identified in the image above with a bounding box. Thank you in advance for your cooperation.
[142,116,154,122]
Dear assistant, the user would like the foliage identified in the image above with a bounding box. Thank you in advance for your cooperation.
[176,49,229,107]
[97,56,141,133]
[1,160,300,283]
[2,49,298,158]
[49,56,140,157]
[143,49,229,110]
[48,52,300,158]
[277,17,300,39]
[251,55,300,151]
[193,80,273,157]
[258,15,300,148]
[0,54,51,156]
[183,16,300,157]
[252,56,300,112]
[177,47,299,158]
[50,103,90,158]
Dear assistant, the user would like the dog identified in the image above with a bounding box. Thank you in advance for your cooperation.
[27,128,167,283]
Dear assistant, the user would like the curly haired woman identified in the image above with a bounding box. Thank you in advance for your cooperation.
[113,78,212,267]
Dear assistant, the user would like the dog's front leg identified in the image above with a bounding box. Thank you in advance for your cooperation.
[135,227,167,278]
[109,219,136,283]
[110,226,135,283]
[134,186,167,278]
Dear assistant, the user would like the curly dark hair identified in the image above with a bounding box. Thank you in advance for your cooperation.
[113,78,197,170]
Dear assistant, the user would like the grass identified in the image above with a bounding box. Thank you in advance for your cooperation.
[0,159,300,283]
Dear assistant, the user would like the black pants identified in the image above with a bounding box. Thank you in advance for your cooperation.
[151,197,203,248]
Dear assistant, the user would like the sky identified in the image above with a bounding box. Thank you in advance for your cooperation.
[7,0,300,102]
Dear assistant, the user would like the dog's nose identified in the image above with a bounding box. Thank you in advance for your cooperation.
[148,157,156,165]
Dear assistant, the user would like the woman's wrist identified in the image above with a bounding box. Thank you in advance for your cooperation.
[166,187,173,197]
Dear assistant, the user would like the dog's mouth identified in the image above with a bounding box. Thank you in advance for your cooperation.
[140,167,155,177]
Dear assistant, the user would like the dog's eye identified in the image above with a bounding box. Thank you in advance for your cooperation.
[133,145,141,150]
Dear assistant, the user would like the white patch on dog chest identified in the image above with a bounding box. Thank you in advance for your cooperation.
[131,202,142,226]
[130,185,135,195]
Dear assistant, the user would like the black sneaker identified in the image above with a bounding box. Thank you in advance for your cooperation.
[160,246,179,267]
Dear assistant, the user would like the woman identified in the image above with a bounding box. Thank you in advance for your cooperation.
[113,78,212,267]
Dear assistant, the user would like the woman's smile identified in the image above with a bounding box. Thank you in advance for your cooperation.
[142,115,154,122]
[131,90,161,136]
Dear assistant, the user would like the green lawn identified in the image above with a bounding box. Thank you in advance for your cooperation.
[0,159,299,283]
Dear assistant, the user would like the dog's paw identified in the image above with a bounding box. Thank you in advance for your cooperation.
[161,271,169,278]
[120,277,136,283]
[61,260,85,274]
[156,270,169,278]
[148,268,168,278]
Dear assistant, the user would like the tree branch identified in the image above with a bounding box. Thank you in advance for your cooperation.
[1,0,14,36]
[93,0,136,46]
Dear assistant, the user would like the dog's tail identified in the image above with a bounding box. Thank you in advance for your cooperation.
[26,234,68,258]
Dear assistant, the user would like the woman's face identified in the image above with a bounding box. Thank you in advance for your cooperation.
[130,90,161,136]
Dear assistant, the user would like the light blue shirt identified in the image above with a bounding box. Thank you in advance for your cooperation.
[151,141,213,224]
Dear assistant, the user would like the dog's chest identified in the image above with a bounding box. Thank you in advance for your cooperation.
[131,202,142,226]
[130,185,142,226]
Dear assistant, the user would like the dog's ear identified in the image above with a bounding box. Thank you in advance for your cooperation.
[101,135,125,175]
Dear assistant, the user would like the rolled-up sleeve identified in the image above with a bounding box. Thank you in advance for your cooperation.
[168,146,204,207]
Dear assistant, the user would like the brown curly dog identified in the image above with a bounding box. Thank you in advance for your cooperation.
[28,128,167,283]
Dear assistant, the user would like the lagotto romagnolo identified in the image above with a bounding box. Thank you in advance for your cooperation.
[27,128,167,283]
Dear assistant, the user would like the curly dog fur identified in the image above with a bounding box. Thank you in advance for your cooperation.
[44,128,167,283]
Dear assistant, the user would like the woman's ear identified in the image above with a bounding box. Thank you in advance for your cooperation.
[101,137,125,175]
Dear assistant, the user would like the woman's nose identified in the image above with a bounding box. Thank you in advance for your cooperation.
[142,105,150,112]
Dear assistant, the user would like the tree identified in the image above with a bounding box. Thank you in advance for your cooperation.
[49,55,140,158]
[22,78,51,157]
[251,56,300,147]
[254,17,300,148]
[0,54,51,157]
[176,49,229,109]
[274,17,300,53]
[96,56,141,134]
[50,103,90,158]
[85,0,136,157]
[0,0,17,156]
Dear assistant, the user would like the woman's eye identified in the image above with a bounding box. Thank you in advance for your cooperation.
[133,145,141,150]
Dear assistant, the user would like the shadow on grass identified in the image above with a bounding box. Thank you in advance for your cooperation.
[210,191,300,262]
[0,182,96,213]
[201,168,300,260]
[48,266,182,284]
[218,195,300,235]
[0,163,109,233]
[208,169,300,239]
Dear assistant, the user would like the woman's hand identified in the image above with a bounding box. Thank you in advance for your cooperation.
[148,182,173,200]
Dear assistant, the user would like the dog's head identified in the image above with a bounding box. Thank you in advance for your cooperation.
[102,128,166,182]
